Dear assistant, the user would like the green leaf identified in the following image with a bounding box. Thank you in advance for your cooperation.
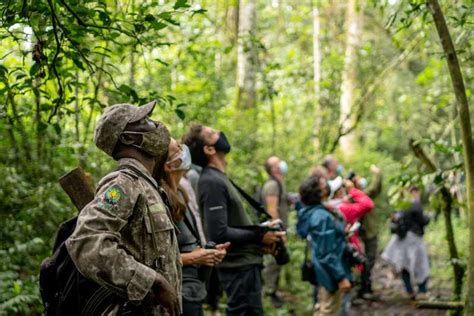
[72,55,85,71]
[144,14,155,22]
[118,84,139,103]
[53,123,61,135]
[38,121,48,132]
[98,11,111,26]
[192,9,207,16]
[175,109,185,120]
[151,21,167,31]
[0,64,8,79]
[159,12,180,26]
[133,23,145,33]
[174,0,190,10]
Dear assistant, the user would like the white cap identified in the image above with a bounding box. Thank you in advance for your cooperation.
[328,176,343,199]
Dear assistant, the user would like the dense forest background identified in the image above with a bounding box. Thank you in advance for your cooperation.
[0,0,473,314]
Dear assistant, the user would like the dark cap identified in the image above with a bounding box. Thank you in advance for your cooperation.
[94,101,156,156]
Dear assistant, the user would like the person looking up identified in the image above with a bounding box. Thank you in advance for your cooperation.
[183,124,285,316]
[66,101,181,315]
[297,175,352,316]
[158,138,230,316]
[261,156,291,307]
[322,155,342,179]
[357,165,383,300]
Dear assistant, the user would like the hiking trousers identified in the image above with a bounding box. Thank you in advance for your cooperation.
[218,265,263,316]
[314,287,342,316]
[360,236,378,294]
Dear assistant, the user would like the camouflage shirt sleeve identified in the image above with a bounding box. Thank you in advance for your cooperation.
[66,172,157,302]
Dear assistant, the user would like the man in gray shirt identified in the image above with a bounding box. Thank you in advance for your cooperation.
[261,156,291,307]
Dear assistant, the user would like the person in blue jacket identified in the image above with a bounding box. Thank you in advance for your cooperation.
[297,175,352,316]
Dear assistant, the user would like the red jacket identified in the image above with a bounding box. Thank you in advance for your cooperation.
[340,188,374,225]
[340,188,374,259]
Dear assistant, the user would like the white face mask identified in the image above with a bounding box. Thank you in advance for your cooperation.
[279,160,289,174]
[166,144,192,171]
[358,177,368,190]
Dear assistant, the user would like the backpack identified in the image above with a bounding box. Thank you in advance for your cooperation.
[390,211,410,239]
[39,217,125,316]
[39,165,161,315]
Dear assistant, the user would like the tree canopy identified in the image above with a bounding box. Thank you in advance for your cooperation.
[0,0,473,314]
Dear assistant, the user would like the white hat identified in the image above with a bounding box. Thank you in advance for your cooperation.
[328,176,343,199]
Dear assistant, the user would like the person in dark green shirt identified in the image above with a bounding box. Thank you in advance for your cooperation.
[357,165,383,299]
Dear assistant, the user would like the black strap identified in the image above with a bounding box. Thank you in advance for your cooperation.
[304,237,311,263]
[183,210,202,246]
[269,176,284,206]
[229,179,272,221]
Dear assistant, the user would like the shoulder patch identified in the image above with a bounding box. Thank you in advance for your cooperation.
[103,185,124,205]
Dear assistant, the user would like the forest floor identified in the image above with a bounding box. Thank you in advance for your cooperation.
[269,256,454,316]
[209,218,466,316]
[347,259,451,316]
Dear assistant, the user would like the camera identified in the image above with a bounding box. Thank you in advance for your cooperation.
[344,243,366,266]
[204,241,216,250]
[259,220,290,266]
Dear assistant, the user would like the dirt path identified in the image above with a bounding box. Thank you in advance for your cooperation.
[349,260,450,316]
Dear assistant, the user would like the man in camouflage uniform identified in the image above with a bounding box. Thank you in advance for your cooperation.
[66,101,182,315]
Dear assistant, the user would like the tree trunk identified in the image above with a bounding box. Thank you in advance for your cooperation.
[130,0,136,88]
[426,1,474,314]
[339,0,362,156]
[33,77,42,164]
[227,0,239,44]
[409,139,465,303]
[235,0,257,109]
[312,0,322,155]
[6,83,32,162]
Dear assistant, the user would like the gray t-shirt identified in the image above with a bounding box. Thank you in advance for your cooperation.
[262,178,290,228]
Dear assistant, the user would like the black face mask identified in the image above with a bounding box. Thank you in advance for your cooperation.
[213,132,231,154]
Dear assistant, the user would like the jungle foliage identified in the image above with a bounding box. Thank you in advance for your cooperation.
[0,0,473,314]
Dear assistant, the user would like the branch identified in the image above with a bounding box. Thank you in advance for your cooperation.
[46,0,64,123]
[416,300,463,310]
[58,0,86,26]
[57,0,137,39]
[409,138,437,172]
[326,34,422,153]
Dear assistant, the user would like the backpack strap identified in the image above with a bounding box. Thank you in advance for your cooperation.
[229,179,272,222]
[304,236,311,263]
[269,176,284,206]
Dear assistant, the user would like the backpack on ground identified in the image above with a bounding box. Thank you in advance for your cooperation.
[389,211,410,239]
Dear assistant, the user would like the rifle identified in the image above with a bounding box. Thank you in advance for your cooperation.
[59,167,94,212]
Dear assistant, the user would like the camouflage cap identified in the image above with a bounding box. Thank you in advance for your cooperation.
[94,101,156,156]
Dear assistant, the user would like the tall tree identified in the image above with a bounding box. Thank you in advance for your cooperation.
[312,0,322,154]
[425,1,474,314]
[235,0,257,109]
[338,0,362,155]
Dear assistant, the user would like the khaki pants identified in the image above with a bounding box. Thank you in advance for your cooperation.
[314,287,342,316]
[262,255,281,294]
